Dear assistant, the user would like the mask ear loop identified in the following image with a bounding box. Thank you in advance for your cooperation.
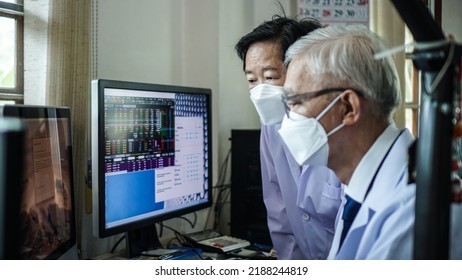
[316,93,344,121]
[326,123,345,137]
[316,93,346,137]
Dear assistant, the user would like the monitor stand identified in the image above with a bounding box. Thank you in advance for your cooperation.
[126,224,162,259]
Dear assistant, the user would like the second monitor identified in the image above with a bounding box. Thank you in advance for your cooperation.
[0,105,78,260]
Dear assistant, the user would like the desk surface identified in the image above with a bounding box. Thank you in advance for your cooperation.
[92,247,275,260]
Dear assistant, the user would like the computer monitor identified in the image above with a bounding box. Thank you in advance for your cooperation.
[91,79,213,257]
[0,118,24,260]
[0,104,78,260]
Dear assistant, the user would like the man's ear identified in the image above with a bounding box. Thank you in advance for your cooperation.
[341,90,362,126]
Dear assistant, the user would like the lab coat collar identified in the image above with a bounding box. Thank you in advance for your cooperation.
[345,123,401,203]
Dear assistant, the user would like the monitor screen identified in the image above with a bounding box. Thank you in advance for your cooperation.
[91,79,213,245]
[0,105,78,260]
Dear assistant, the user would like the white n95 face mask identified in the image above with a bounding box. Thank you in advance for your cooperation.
[250,84,286,125]
[278,94,345,166]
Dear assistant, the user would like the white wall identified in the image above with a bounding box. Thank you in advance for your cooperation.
[24,0,49,105]
[442,0,462,40]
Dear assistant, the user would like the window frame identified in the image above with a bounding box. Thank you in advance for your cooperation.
[0,0,24,103]
[403,54,421,136]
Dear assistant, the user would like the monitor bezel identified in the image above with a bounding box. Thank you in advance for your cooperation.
[0,118,24,259]
[91,79,213,239]
[0,104,78,260]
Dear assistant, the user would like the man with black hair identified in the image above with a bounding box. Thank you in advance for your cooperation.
[235,16,342,259]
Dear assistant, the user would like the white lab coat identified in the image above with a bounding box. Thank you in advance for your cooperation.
[352,173,462,260]
[329,128,416,259]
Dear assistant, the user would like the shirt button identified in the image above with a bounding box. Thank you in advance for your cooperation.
[302,212,310,221]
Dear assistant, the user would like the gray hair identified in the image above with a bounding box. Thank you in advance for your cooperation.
[284,24,401,119]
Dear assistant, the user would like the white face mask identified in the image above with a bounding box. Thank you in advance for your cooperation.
[250,84,286,125]
[278,94,345,166]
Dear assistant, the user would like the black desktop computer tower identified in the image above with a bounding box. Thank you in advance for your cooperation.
[230,129,272,246]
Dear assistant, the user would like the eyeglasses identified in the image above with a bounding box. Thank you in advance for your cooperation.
[281,87,353,119]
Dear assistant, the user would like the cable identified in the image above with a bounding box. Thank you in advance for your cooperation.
[213,184,231,230]
[158,223,187,245]
[176,216,195,228]
[373,38,457,98]
[204,147,232,231]
[158,221,164,237]
[110,235,126,254]
[192,212,197,228]
[216,148,232,186]
[157,222,206,260]
[166,237,182,247]
[374,39,451,60]
[428,40,456,94]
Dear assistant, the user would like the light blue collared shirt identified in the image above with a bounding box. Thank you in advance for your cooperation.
[260,122,342,259]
